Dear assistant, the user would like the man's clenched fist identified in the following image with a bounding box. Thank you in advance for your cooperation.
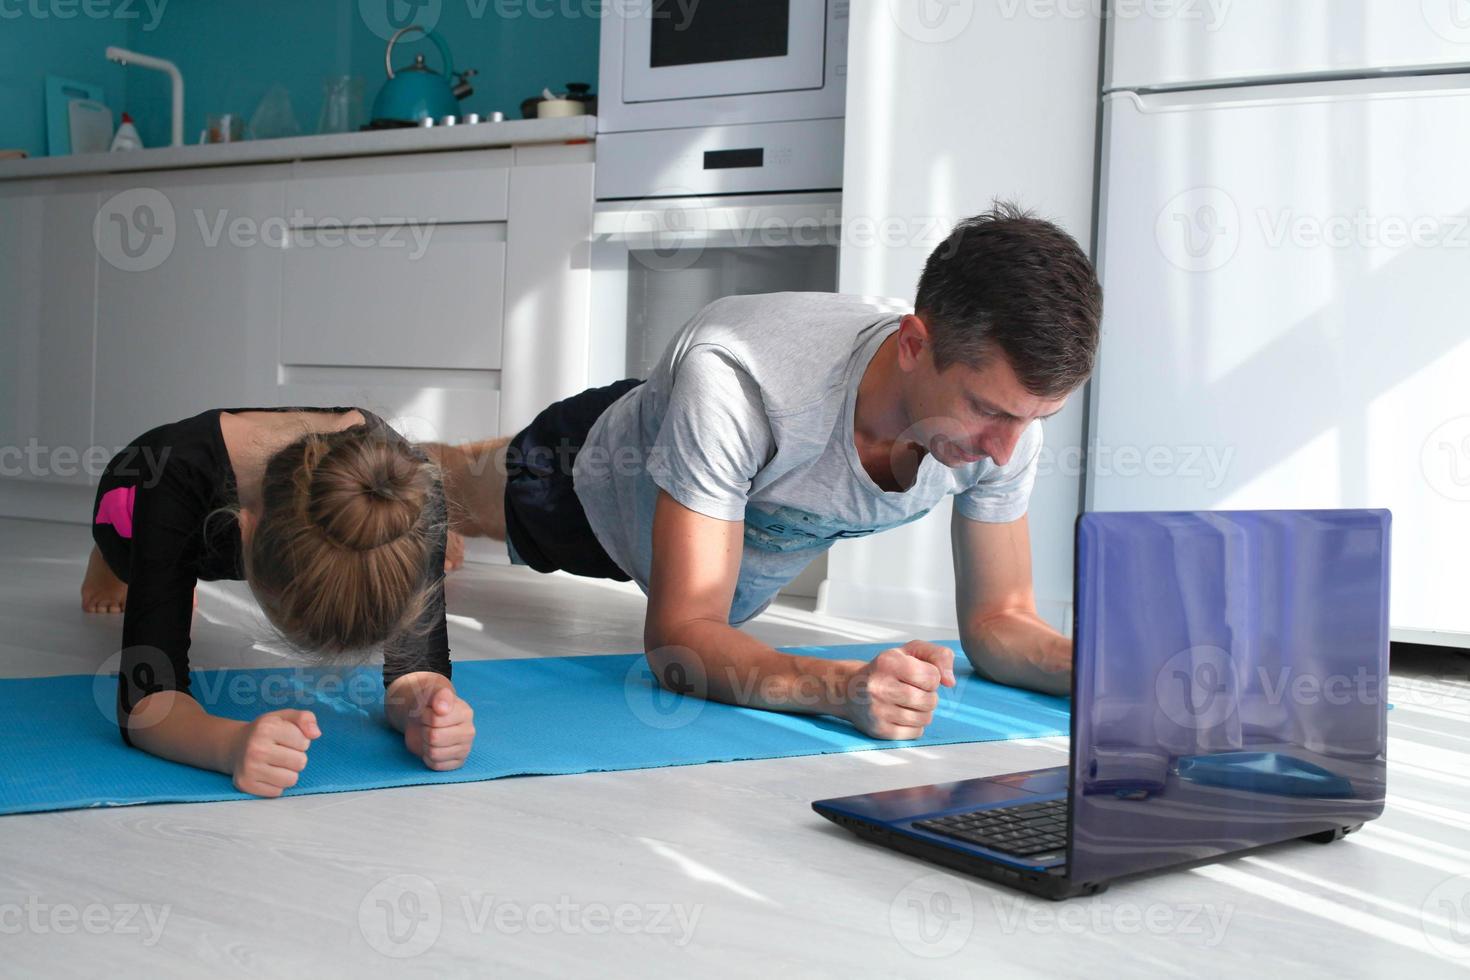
[843,640,957,740]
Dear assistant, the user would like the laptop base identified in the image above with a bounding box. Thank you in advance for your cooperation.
[816,810,1109,902]
[816,810,1368,901]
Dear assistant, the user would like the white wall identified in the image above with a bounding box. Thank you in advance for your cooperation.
[822,1,1102,633]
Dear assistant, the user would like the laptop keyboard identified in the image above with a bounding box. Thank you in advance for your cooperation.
[913,799,1069,857]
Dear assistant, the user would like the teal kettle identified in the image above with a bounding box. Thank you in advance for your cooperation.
[370,26,477,124]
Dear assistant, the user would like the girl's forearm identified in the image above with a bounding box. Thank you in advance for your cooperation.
[125,691,246,774]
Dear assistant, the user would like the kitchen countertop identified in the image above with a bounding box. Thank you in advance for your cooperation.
[0,114,596,182]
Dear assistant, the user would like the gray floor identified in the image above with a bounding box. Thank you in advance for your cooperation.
[1,516,1468,978]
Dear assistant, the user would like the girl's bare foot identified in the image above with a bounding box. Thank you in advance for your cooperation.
[81,545,128,614]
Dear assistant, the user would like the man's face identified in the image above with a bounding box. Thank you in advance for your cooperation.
[895,314,1069,469]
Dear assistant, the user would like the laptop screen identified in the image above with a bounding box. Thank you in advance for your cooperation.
[1068,510,1391,886]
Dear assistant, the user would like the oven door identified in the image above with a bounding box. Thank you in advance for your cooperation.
[621,0,829,103]
[589,193,842,380]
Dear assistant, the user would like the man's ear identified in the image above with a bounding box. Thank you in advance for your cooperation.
[895,313,932,371]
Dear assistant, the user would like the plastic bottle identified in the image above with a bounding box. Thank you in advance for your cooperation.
[109,113,142,152]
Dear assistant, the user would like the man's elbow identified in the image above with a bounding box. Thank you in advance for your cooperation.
[961,614,1045,689]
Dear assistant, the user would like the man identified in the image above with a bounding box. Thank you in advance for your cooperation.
[434,203,1101,739]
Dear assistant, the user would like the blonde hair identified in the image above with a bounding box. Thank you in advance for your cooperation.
[243,421,441,654]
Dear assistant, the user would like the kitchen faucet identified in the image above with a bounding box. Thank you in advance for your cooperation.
[104,47,183,147]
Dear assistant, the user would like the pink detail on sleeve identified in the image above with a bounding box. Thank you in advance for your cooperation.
[95,486,137,539]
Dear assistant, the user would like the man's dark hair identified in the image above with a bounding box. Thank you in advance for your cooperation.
[914,202,1101,398]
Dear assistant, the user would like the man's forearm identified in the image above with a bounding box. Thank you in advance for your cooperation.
[647,618,863,717]
[960,610,1072,697]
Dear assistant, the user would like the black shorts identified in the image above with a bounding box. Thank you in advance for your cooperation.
[503,379,643,582]
[91,466,135,583]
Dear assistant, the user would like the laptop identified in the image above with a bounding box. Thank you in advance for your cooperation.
[813,509,1392,900]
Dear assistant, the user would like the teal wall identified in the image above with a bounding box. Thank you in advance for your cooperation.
[0,13,130,157]
[0,0,600,155]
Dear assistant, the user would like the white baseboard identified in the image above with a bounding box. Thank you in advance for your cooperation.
[462,537,510,566]
[1392,626,1470,650]
[817,577,1073,637]
[817,578,958,631]
[0,479,93,525]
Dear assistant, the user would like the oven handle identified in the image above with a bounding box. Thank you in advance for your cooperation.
[591,200,843,244]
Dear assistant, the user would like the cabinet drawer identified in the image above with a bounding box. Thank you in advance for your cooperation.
[281,222,505,371]
[275,371,499,448]
[287,150,511,226]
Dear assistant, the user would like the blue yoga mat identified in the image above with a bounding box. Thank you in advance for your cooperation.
[0,641,1070,815]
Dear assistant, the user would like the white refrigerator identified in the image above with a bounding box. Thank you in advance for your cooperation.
[1090,0,1470,646]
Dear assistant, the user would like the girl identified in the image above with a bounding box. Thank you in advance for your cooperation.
[81,406,476,798]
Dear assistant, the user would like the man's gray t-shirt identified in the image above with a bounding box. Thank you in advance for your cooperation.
[573,292,1043,624]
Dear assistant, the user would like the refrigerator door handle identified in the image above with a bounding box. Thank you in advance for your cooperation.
[1111,72,1470,114]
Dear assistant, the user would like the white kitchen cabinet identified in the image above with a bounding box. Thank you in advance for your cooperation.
[274,149,517,457]
[285,149,511,225]
[279,150,512,373]
[0,182,99,493]
[0,182,99,482]
[0,134,595,544]
[498,144,596,436]
[91,165,287,453]
[280,222,507,371]
[271,365,500,449]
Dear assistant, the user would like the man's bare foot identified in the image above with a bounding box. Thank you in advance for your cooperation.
[81,545,128,614]
[445,530,466,572]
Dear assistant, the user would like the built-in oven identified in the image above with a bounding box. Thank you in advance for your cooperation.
[597,0,849,199]
[589,192,841,380]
